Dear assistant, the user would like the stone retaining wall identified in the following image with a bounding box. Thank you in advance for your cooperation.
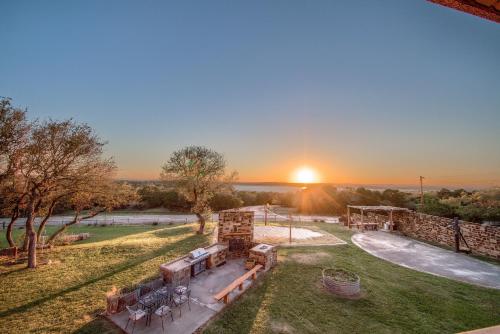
[351,211,500,259]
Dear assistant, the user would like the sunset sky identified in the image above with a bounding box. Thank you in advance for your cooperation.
[1,1,499,187]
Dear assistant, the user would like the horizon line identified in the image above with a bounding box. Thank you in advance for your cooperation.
[114,179,498,190]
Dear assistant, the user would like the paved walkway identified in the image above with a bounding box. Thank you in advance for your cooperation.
[352,231,500,289]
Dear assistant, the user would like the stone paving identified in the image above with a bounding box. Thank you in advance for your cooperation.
[107,259,257,334]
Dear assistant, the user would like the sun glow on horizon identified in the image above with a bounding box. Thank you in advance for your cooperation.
[292,167,319,184]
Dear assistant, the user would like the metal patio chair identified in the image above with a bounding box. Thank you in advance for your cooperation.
[154,304,174,332]
[172,288,191,317]
[125,305,146,334]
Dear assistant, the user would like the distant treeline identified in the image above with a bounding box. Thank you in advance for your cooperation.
[132,182,500,223]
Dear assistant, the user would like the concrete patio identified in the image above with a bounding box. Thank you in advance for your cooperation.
[352,231,500,289]
[107,258,258,334]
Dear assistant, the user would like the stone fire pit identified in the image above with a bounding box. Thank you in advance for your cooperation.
[322,268,360,297]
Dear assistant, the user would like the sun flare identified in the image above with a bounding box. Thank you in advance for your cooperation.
[293,167,319,184]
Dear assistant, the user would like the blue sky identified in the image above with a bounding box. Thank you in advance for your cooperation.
[1,1,499,186]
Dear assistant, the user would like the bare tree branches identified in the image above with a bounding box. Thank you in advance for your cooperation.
[0,98,128,269]
[0,98,31,247]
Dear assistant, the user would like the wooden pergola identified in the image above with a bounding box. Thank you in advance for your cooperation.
[347,205,410,231]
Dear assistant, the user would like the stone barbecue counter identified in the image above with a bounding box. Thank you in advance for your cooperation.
[160,255,191,272]
[249,243,277,271]
[160,243,229,285]
[205,243,228,254]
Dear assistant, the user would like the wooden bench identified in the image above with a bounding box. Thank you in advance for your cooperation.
[363,222,379,231]
[214,264,263,304]
[353,222,379,231]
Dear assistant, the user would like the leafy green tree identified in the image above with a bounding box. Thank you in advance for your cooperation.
[162,189,189,211]
[209,193,243,211]
[355,187,382,205]
[237,191,258,206]
[436,188,453,199]
[419,195,456,218]
[161,146,234,234]
[455,205,486,223]
[47,182,136,244]
[381,189,410,207]
[12,118,116,268]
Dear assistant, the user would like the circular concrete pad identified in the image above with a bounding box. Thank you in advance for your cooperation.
[255,226,323,240]
[254,226,346,246]
[352,231,500,289]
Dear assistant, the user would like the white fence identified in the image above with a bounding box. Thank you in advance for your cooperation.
[0,208,339,229]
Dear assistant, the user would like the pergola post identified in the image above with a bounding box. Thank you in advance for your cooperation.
[347,206,351,228]
[389,210,393,231]
[361,209,364,232]
[345,206,407,232]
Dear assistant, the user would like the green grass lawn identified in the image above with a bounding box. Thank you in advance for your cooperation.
[1,223,499,334]
[0,224,178,249]
[0,223,212,333]
[206,223,500,334]
[61,207,189,216]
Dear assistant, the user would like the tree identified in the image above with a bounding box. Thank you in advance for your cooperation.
[137,185,189,210]
[46,182,136,244]
[209,192,243,211]
[381,189,410,207]
[418,195,456,218]
[0,98,31,247]
[436,188,453,199]
[0,98,30,180]
[18,119,115,268]
[161,146,233,234]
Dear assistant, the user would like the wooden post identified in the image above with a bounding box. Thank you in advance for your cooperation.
[264,204,268,226]
[420,176,425,206]
[223,295,229,304]
[389,210,393,231]
[361,209,364,232]
[347,206,351,228]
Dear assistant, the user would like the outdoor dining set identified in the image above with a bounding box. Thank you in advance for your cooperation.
[125,280,192,333]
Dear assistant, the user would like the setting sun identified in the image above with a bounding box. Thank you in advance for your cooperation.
[292,167,319,184]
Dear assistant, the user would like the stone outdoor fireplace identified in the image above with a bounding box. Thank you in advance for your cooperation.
[218,211,254,258]
[228,238,244,252]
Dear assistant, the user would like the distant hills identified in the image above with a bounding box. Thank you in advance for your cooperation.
[117,179,491,192]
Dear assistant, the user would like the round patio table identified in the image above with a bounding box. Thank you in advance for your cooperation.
[138,293,159,326]
[174,285,187,295]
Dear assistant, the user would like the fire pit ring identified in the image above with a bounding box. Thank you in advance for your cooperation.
[322,268,360,297]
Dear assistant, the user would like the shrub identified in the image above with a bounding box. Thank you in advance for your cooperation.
[419,195,456,218]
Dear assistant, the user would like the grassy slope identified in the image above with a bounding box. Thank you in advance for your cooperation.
[0,224,167,249]
[205,223,500,334]
[56,207,189,216]
[0,223,211,334]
